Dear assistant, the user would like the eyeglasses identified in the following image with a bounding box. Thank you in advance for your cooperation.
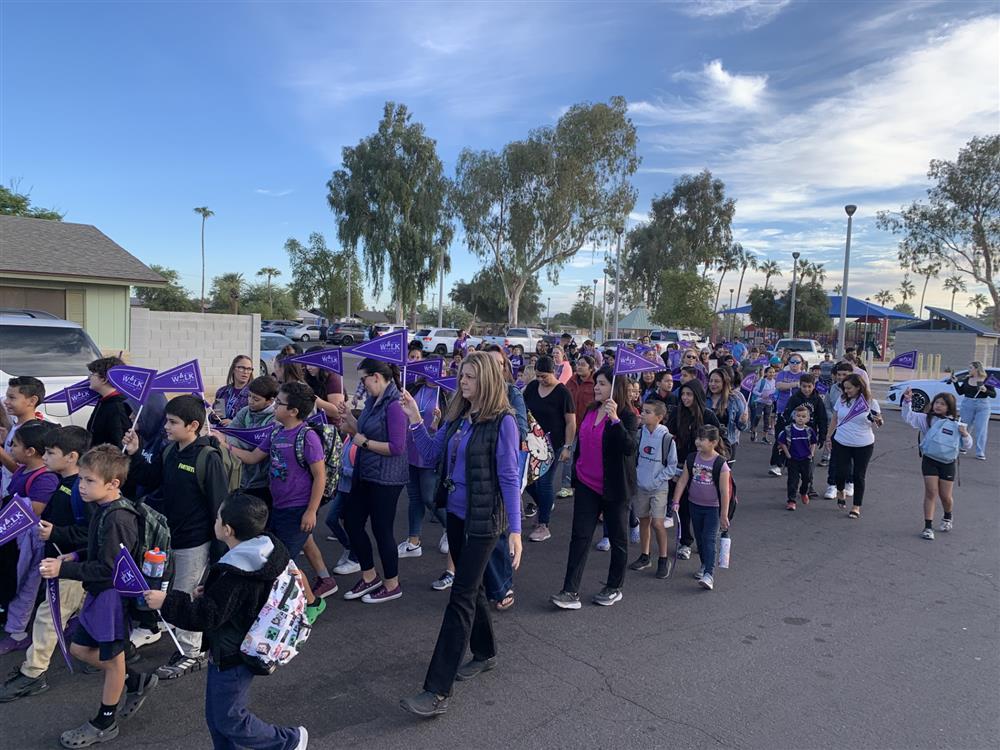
[274,399,289,407]
[235,366,254,373]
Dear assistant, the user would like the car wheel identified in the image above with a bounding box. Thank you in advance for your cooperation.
[911,389,929,413]
[301,334,310,342]
[343,336,354,346]
[260,360,268,376]
[435,345,447,355]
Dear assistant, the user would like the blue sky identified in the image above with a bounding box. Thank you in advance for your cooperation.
[3,0,997,317]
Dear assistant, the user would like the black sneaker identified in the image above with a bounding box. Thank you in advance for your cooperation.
[628,553,651,571]
[456,656,497,682]
[592,587,623,606]
[550,591,581,610]
[154,653,206,680]
[400,690,448,718]
[0,669,48,702]
[655,556,673,579]
[524,502,538,519]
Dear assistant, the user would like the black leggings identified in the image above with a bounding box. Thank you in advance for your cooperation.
[831,440,874,506]
[343,478,404,579]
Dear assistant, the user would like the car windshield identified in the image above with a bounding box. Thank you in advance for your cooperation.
[0,325,103,377]
[779,340,814,350]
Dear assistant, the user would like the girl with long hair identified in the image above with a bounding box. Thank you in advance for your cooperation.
[825,373,882,519]
[302,345,345,419]
[706,368,748,460]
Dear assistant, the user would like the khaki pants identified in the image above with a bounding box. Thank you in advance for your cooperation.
[22,579,86,678]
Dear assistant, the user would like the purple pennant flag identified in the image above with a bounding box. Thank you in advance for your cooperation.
[889,350,917,369]
[815,380,830,395]
[984,374,1000,389]
[430,375,458,393]
[113,545,149,596]
[752,356,770,366]
[0,495,40,547]
[47,579,73,673]
[283,348,344,375]
[345,329,407,366]
[404,359,445,383]
[840,394,869,425]
[614,347,663,378]
[740,373,758,392]
[216,424,275,450]
[307,410,328,426]
[107,366,157,405]
[150,360,204,393]
[667,350,683,370]
[66,382,101,414]
[634,343,651,355]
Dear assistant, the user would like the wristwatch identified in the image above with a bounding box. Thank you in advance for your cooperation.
[361,439,370,450]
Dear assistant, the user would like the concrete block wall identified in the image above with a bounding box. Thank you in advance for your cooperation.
[892,330,978,373]
[129,308,261,396]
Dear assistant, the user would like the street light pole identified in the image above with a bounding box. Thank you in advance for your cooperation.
[789,251,801,338]
[591,279,599,339]
[547,297,551,332]
[838,205,858,357]
[437,245,445,328]
[863,296,872,356]
[346,251,352,320]
[601,271,608,341]
[614,226,623,340]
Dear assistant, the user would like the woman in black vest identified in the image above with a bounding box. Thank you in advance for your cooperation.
[398,352,523,717]
[551,366,639,610]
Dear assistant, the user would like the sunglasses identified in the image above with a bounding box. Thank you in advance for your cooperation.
[789,359,802,364]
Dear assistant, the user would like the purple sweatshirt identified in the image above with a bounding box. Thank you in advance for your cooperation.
[407,386,440,469]
[411,414,521,533]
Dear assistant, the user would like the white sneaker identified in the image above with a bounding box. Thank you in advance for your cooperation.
[938,519,953,532]
[845,483,855,497]
[595,537,610,551]
[921,527,935,540]
[823,485,837,500]
[129,627,161,649]
[693,567,705,580]
[677,545,692,560]
[438,532,449,555]
[295,726,308,750]
[699,573,714,590]
[333,556,361,575]
[397,541,423,558]
[768,466,782,477]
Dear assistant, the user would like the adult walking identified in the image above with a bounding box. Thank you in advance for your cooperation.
[955,361,995,460]
[337,358,409,603]
[213,355,254,424]
[826,373,882,519]
[522,356,576,542]
[398,352,522,717]
[551,367,639,610]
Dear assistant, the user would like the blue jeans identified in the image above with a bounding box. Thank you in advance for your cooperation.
[526,460,556,524]
[266,507,309,558]
[325,490,352,552]
[407,465,445,539]
[689,503,720,576]
[205,662,300,750]
[961,397,991,458]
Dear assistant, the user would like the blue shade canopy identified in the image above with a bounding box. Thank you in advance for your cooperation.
[722,294,916,320]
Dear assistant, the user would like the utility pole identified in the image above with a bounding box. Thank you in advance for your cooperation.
[789,252,801,337]
[614,226,623,339]
[437,245,445,328]
[837,205,858,357]
[590,278,599,339]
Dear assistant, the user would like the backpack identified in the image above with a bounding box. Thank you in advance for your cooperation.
[684,453,739,520]
[524,410,554,486]
[636,429,675,467]
[289,423,343,503]
[240,560,312,675]
[163,439,242,495]
[97,497,173,578]
[919,417,962,464]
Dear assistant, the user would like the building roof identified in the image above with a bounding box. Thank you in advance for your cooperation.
[723,294,916,321]
[0,215,165,285]
[356,310,389,323]
[897,306,999,338]
[618,306,657,332]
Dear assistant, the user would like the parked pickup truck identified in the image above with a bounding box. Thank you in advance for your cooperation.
[481,327,548,352]
[773,338,826,367]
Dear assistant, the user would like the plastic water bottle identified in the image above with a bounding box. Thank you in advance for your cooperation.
[138,548,167,609]
[718,533,731,569]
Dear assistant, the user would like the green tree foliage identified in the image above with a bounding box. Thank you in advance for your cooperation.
[968,292,988,316]
[653,270,716,330]
[133,265,196,312]
[569,285,605,330]
[210,273,245,314]
[759,259,782,290]
[437,305,474,331]
[778,280,832,334]
[449,265,543,324]
[452,97,638,325]
[241,283,296,320]
[622,170,735,310]
[942,273,967,311]
[747,286,782,330]
[0,184,63,220]
[285,233,365,318]
[877,135,999,329]
[327,102,452,323]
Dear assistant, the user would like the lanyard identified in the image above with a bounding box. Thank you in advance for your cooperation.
[444,419,470,492]
[225,386,246,419]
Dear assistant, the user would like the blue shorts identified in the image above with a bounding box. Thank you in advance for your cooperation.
[267,506,310,558]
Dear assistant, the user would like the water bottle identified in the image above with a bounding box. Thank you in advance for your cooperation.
[718,533,731,569]
[138,548,167,609]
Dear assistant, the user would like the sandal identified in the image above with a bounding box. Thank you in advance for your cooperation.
[836,499,846,510]
[495,591,515,611]
[60,721,119,748]
[848,508,861,519]
[119,673,158,720]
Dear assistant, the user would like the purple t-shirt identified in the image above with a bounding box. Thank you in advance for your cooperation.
[407,386,440,469]
[259,424,325,509]
[774,370,801,413]
[688,454,727,508]
[7,465,60,507]
[778,424,817,461]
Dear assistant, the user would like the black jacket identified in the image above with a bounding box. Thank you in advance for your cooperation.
[666,408,721,462]
[160,533,289,670]
[42,475,93,558]
[86,393,133,449]
[782,389,830,443]
[127,436,229,550]
[434,415,507,539]
[571,408,640,500]
[60,497,141,595]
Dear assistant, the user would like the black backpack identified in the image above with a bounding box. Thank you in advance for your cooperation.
[684,453,738,520]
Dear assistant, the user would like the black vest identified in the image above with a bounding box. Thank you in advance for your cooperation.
[435,415,507,539]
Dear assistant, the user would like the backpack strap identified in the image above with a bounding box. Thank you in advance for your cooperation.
[292,423,315,470]
[660,432,674,467]
[23,466,48,496]
[95,498,137,551]
[711,455,725,504]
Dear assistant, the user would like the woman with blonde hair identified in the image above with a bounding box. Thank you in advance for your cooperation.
[955,361,995,460]
[399,352,523,717]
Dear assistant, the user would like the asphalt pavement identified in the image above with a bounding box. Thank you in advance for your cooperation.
[3,417,998,750]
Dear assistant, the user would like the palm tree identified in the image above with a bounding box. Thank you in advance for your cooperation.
[194,207,214,313]
[873,289,895,307]
[898,274,916,306]
[214,272,245,315]
[968,292,988,317]
[943,274,967,311]
[733,248,758,316]
[713,243,742,313]
[832,283,843,295]
[257,267,282,317]
[914,261,941,319]
[800,261,826,286]
[759,259,782,291]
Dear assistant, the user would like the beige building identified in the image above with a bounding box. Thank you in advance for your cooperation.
[893,306,999,371]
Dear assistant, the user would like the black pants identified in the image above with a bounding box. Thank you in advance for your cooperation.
[786,458,813,500]
[770,415,787,467]
[343,478,404,580]
[563,483,628,593]
[423,513,497,697]
[831,440,874,506]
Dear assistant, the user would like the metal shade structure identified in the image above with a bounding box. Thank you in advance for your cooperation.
[721,294,916,321]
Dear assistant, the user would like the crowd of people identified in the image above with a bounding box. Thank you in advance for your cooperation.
[0,335,992,747]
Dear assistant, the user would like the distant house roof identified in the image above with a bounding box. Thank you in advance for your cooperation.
[897,306,1000,338]
[356,310,389,323]
[0,215,165,285]
[618,306,657,332]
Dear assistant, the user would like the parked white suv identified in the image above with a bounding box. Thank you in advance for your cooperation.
[413,328,462,355]
[649,329,709,354]
[0,310,104,426]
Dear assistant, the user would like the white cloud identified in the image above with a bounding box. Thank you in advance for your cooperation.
[691,59,768,109]
[254,188,293,197]
[676,0,793,30]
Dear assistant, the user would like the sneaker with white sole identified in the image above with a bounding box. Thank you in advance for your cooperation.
[595,537,610,552]
[529,524,551,542]
[333,553,361,576]
[310,576,338,599]
[397,540,423,558]
[556,487,574,498]
[921,527,935,540]
[129,627,161,649]
[592,587,623,606]
[550,591,582,610]
[693,567,705,580]
[155,653,207,680]
[524,502,538,518]
[845,482,855,497]
[361,584,402,604]
[431,571,454,591]
[768,466,782,477]
[939,518,953,532]
[699,573,714,590]
[823,485,837,500]
[677,545,692,560]
[295,727,309,750]
[438,532,449,555]
[343,577,382,601]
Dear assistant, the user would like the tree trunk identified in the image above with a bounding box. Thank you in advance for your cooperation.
[919,274,931,319]
[507,279,525,326]
[267,278,273,317]
[713,270,727,312]
[200,218,206,314]
[395,298,404,324]
[735,266,748,315]
[950,291,956,311]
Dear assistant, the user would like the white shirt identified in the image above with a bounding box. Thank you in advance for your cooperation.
[832,397,881,448]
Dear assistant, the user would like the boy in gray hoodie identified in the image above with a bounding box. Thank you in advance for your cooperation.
[228,376,279,505]
[628,401,678,579]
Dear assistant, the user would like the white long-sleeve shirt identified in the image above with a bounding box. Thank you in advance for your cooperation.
[901,401,973,451]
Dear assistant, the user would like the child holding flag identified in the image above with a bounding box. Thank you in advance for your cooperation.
[39,445,158,748]
[226,376,279,506]
[826,374,882,519]
[85,357,134,448]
